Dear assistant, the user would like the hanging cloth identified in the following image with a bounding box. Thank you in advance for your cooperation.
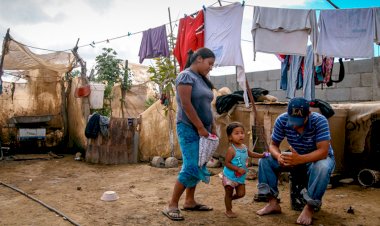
[374,8,380,45]
[316,8,375,58]
[173,10,205,72]
[204,2,248,106]
[138,25,170,63]
[303,45,315,100]
[251,6,320,66]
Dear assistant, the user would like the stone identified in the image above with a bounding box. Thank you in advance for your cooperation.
[165,157,178,168]
[151,156,165,168]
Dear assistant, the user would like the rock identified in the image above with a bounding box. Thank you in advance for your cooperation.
[74,152,82,161]
[151,156,165,168]
[246,168,258,180]
[165,157,178,168]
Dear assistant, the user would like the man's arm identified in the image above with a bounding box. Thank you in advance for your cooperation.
[283,140,330,166]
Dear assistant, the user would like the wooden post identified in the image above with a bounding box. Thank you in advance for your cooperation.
[121,60,128,119]
[71,38,90,119]
[168,7,177,76]
[0,28,10,95]
[167,7,175,157]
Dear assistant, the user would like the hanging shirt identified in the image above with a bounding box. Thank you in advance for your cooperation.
[303,45,315,101]
[374,8,380,45]
[251,6,320,65]
[138,25,170,63]
[316,8,375,58]
[173,10,205,71]
[205,2,248,105]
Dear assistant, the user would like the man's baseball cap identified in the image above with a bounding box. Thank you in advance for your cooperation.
[287,97,310,127]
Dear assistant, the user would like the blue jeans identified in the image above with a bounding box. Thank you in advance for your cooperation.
[176,122,210,188]
[257,155,335,209]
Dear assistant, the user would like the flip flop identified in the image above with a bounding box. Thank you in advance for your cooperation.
[162,207,184,221]
[182,204,213,211]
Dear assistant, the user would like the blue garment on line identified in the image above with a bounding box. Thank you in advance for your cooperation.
[176,122,210,188]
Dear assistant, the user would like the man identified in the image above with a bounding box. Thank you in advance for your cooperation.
[256,97,335,225]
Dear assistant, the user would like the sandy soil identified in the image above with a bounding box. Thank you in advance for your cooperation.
[1,155,380,226]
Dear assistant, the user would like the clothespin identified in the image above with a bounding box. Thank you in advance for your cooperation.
[242,0,245,7]
[106,39,109,43]
[90,41,95,48]
[127,32,132,36]
[203,5,206,11]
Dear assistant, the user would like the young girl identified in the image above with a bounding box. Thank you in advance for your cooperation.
[223,122,267,218]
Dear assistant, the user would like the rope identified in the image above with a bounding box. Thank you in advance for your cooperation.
[0,180,81,226]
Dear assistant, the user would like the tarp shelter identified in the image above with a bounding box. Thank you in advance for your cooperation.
[0,34,75,147]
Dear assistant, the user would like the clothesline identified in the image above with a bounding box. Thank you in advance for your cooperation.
[6,1,380,57]
[13,1,221,53]
[221,0,377,11]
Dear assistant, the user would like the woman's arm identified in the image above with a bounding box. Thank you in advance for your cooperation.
[177,84,208,137]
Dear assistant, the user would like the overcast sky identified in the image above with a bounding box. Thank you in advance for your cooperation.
[1,0,379,76]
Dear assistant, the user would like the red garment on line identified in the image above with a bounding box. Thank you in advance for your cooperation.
[173,10,204,72]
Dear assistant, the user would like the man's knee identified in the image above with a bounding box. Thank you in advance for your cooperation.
[311,159,333,176]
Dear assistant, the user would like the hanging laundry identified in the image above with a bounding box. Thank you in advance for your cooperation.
[374,8,380,45]
[326,58,345,87]
[279,55,289,90]
[314,56,334,86]
[204,2,247,105]
[286,55,304,99]
[303,46,315,101]
[138,25,170,63]
[173,10,204,71]
[316,8,375,58]
[251,7,320,65]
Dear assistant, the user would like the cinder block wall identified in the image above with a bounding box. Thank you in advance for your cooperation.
[210,57,380,103]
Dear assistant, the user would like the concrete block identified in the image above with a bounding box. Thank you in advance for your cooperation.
[331,60,348,76]
[276,80,282,90]
[360,73,373,87]
[336,73,361,88]
[314,88,327,100]
[326,88,351,102]
[249,80,260,88]
[259,80,277,91]
[351,87,373,101]
[227,83,238,92]
[270,90,287,102]
[212,75,226,85]
[251,71,269,82]
[226,74,237,84]
[268,69,281,80]
[347,59,373,74]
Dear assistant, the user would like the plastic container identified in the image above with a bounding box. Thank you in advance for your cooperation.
[100,191,119,201]
[89,82,105,109]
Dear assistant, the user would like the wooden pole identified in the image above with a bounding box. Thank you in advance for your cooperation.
[167,7,175,157]
[0,28,10,95]
[167,7,177,76]
[121,60,128,119]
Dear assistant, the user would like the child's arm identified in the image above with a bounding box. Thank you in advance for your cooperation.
[225,146,245,175]
[248,151,267,158]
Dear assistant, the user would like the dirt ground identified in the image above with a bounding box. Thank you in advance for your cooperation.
[1,155,380,226]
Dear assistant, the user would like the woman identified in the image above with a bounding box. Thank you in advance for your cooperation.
[162,48,216,221]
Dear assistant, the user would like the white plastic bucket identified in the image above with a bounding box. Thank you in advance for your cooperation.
[89,82,105,109]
